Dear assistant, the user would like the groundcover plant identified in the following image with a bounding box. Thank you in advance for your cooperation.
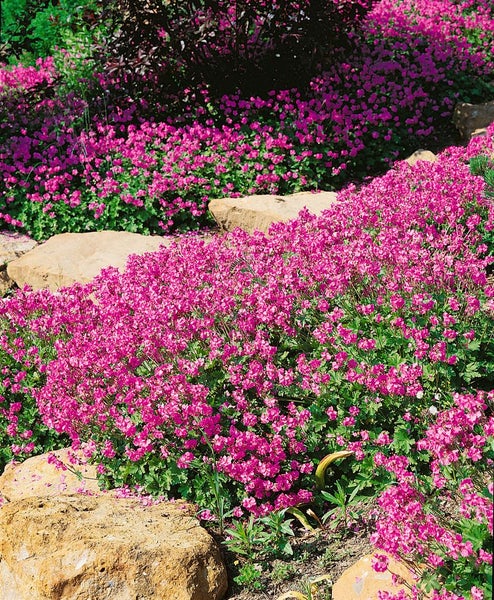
[1,123,493,599]
[0,1,493,598]
[0,0,493,240]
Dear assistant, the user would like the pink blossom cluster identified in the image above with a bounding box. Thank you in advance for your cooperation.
[0,0,492,237]
[218,0,493,175]
[0,58,57,92]
[1,126,492,518]
[371,391,493,600]
[366,0,494,69]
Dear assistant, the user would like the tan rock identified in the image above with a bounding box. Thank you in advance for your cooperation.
[404,150,437,166]
[0,270,11,297]
[332,552,418,600]
[0,231,38,295]
[0,495,228,600]
[209,190,338,234]
[470,128,488,139]
[453,100,494,142]
[0,231,38,266]
[0,448,100,502]
[6,231,172,291]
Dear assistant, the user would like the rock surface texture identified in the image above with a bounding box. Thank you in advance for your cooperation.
[6,230,172,291]
[404,149,437,166]
[453,100,494,142]
[209,190,338,234]
[0,231,38,295]
[332,552,419,600]
[0,495,228,600]
[0,448,100,502]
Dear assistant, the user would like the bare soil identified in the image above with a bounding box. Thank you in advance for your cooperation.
[219,525,373,600]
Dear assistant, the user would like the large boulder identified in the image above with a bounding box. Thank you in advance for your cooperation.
[332,552,419,600]
[0,448,100,502]
[209,190,338,234]
[0,231,38,296]
[453,100,494,142]
[0,495,228,600]
[6,231,172,291]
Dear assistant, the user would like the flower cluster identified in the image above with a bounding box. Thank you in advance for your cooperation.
[1,126,492,522]
[0,57,57,91]
[0,0,492,239]
[371,391,493,600]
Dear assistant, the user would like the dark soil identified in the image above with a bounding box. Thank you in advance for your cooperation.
[219,525,374,600]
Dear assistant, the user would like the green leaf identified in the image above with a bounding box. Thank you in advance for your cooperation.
[393,425,414,454]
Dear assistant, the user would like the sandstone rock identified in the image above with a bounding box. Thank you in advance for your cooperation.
[332,552,418,600]
[0,231,38,295]
[404,149,437,166]
[209,190,338,234]
[0,270,11,297]
[0,231,38,266]
[0,495,228,600]
[6,231,173,291]
[453,100,494,142]
[470,128,488,139]
[0,448,100,502]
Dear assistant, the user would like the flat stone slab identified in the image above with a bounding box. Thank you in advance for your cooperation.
[7,231,172,291]
[209,190,338,234]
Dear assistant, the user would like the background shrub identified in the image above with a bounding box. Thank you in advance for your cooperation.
[96,0,377,98]
[0,0,101,63]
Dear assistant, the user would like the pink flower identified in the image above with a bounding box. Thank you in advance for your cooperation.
[372,553,389,573]
[390,295,405,311]
[326,407,338,420]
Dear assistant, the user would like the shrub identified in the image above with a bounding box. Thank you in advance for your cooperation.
[97,0,377,97]
[0,0,102,62]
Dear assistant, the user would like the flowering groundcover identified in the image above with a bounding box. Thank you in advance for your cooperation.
[0,1,493,597]
[1,122,493,599]
[0,0,493,240]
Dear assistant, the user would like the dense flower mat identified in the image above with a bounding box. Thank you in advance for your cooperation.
[1,123,493,599]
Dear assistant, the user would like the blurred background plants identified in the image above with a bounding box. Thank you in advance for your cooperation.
[0,0,103,63]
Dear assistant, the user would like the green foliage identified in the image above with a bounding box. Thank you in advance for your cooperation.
[0,322,69,471]
[51,30,102,103]
[232,561,264,591]
[0,0,48,62]
[0,0,101,61]
[320,481,365,530]
[270,560,297,584]
[224,510,295,561]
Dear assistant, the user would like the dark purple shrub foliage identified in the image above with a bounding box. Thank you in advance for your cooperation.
[97,0,377,96]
